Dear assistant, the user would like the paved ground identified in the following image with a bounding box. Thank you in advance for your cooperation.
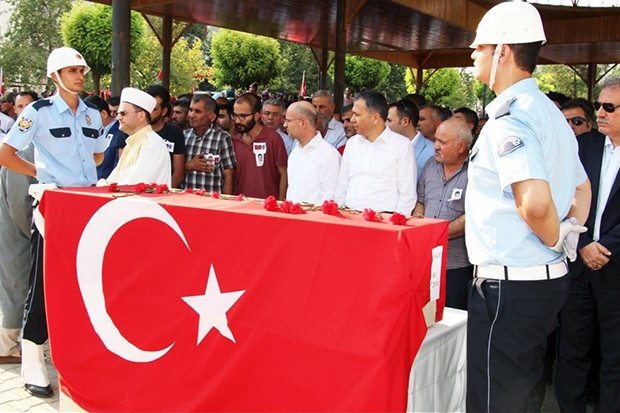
[0,342,59,412]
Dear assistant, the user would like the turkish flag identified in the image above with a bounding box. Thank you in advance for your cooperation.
[299,71,307,97]
[42,188,447,412]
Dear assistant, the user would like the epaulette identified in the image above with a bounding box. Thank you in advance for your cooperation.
[495,97,517,119]
[32,98,53,111]
[84,101,99,111]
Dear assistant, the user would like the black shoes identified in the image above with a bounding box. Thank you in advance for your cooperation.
[24,383,53,398]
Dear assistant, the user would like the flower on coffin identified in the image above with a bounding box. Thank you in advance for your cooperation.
[185,188,194,194]
[196,188,207,196]
[321,200,345,218]
[211,191,220,199]
[264,195,279,211]
[363,208,383,222]
[235,194,245,201]
[389,212,408,226]
[108,182,119,192]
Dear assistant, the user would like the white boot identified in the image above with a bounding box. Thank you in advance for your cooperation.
[0,327,21,357]
[21,339,49,387]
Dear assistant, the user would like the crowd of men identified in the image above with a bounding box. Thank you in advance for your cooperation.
[0,2,618,412]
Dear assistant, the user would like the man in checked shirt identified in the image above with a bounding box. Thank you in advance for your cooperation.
[181,93,236,193]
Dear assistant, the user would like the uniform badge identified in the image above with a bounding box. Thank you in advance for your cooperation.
[18,117,33,132]
[85,114,92,126]
[498,137,524,156]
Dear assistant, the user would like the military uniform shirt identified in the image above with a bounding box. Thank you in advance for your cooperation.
[465,78,588,267]
[3,95,106,187]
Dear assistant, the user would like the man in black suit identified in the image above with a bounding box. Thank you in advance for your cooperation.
[555,75,620,412]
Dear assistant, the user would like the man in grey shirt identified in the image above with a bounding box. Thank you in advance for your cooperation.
[413,117,472,309]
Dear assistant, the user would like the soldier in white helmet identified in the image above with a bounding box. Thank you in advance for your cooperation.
[465,2,591,411]
[0,47,106,398]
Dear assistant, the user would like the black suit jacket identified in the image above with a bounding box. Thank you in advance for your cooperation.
[571,130,620,286]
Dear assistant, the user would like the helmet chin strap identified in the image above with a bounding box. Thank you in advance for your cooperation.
[54,70,79,96]
[489,43,503,91]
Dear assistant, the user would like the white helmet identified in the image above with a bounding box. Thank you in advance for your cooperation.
[470,1,546,48]
[46,47,90,78]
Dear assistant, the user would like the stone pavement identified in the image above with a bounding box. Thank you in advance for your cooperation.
[0,342,59,412]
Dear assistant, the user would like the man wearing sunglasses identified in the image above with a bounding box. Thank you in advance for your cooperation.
[561,98,600,138]
[555,75,620,413]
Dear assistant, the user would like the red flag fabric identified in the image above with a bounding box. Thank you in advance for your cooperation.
[42,188,447,412]
[157,69,163,80]
[0,67,4,97]
[298,70,307,97]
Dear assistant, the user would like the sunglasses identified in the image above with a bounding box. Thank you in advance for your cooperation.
[594,101,620,113]
[566,116,587,126]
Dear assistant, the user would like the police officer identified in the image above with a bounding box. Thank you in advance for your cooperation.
[465,2,591,412]
[0,47,106,398]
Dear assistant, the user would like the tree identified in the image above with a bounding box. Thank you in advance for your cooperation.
[376,63,408,102]
[342,55,390,91]
[0,0,72,90]
[420,68,461,108]
[210,29,283,90]
[61,1,145,95]
[130,28,211,96]
[271,41,319,96]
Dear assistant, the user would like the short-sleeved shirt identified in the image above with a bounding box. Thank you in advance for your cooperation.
[418,158,469,269]
[465,78,588,267]
[3,95,106,187]
[181,125,236,192]
[286,132,341,204]
[233,126,287,199]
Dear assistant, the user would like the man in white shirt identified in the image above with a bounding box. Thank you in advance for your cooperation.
[312,90,347,150]
[101,88,171,186]
[285,101,340,204]
[335,90,416,216]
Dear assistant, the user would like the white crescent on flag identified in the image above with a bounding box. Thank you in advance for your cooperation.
[75,198,189,362]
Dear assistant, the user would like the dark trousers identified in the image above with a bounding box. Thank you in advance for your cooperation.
[555,268,620,412]
[446,265,474,310]
[467,276,569,413]
[22,226,48,345]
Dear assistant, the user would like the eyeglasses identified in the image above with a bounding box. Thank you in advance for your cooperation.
[397,101,414,120]
[117,110,140,117]
[232,112,254,121]
[566,116,587,126]
[594,101,620,113]
[284,118,303,123]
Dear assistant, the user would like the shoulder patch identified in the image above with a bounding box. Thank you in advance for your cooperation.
[498,136,524,156]
[495,96,517,119]
[32,99,53,111]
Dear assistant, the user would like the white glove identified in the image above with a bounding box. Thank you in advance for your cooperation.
[550,217,587,262]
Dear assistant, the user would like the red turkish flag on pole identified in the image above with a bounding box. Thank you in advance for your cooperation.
[298,70,307,97]
[42,188,447,412]
[0,67,5,96]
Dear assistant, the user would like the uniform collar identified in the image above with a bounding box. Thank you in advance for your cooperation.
[51,94,87,115]
[486,78,537,118]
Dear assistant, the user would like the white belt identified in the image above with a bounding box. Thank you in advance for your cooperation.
[474,261,568,281]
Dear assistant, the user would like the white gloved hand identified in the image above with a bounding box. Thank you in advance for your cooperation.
[550,217,587,262]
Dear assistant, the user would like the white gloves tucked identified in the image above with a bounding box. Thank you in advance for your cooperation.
[549,217,587,262]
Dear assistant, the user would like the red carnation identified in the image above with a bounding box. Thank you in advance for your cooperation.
[108,182,119,192]
[211,191,220,199]
[264,195,279,211]
[389,212,408,226]
[363,208,383,222]
[321,200,345,218]
[279,200,293,213]
[289,203,307,214]
[185,188,194,193]
[235,194,244,201]
[154,184,169,194]
[134,183,147,193]
[196,188,207,196]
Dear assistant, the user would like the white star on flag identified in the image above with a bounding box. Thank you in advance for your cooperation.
[182,264,245,344]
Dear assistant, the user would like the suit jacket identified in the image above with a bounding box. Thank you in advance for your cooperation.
[571,130,620,286]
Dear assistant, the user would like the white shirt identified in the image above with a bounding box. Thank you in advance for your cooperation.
[335,126,416,216]
[103,125,171,186]
[0,112,15,137]
[287,132,341,204]
[594,136,620,240]
[324,117,347,149]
